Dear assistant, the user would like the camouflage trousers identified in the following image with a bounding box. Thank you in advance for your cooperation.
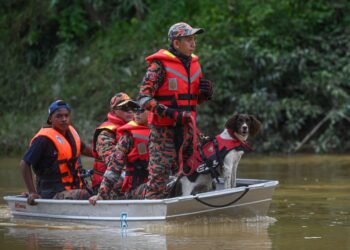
[133,124,194,199]
[52,189,91,200]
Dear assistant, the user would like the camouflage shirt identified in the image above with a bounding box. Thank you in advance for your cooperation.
[97,131,134,199]
[95,130,118,167]
[139,60,166,115]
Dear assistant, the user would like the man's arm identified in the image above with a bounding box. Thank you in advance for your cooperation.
[20,137,51,204]
[20,160,36,194]
[90,132,133,203]
[20,160,41,205]
[81,141,93,157]
[95,130,118,165]
[138,60,166,115]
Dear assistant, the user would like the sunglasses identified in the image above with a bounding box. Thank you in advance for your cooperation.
[116,106,133,112]
[134,108,145,114]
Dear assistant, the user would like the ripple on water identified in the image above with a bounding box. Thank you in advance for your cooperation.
[0,205,12,220]
[143,215,277,234]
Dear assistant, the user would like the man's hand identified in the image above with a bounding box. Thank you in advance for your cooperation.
[89,194,103,206]
[199,78,213,99]
[156,105,192,125]
[27,192,41,206]
[21,191,29,197]
[175,111,192,125]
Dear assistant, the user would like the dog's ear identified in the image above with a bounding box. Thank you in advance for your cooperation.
[249,115,262,137]
[225,114,239,131]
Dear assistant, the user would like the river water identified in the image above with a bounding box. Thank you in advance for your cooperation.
[0,155,349,250]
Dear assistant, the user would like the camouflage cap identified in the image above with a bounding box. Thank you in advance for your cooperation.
[110,92,131,110]
[168,22,204,42]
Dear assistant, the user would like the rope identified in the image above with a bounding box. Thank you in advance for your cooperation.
[178,115,198,176]
[195,187,250,208]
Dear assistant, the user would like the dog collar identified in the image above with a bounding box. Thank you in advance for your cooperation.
[227,129,254,152]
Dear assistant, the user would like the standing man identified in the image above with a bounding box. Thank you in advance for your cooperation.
[137,22,213,199]
[91,92,138,193]
[89,107,150,204]
[20,100,93,205]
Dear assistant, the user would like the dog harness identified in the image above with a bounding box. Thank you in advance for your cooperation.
[184,133,253,181]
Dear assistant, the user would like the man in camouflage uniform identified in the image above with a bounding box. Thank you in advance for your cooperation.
[89,108,150,204]
[91,92,138,193]
[137,22,213,199]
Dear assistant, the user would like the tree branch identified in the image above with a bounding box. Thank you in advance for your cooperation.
[294,110,333,152]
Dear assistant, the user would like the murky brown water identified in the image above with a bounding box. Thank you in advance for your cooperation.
[0,155,349,250]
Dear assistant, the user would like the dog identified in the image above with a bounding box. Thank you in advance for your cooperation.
[171,114,261,197]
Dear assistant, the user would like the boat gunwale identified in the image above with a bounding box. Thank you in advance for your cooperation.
[3,179,278,205]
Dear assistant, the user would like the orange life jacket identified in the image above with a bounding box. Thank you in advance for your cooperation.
[30,126,82,195]
[117,121,150,193]
[91,112,126,189]
[146,49,202,126]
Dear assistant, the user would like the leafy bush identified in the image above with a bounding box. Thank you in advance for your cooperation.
[1,0,350,155]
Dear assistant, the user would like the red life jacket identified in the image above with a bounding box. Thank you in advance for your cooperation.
[186,134,247,175]
[117,121,150,193]
[30,126,83,195]
[146,49,202,126]
[91,112,126,188]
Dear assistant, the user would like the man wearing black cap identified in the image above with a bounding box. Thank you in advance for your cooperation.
[20,100,93,205]
[137,22,213,199]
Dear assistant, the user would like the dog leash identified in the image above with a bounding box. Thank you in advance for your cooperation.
[195,187,250,208]
[178,115,198,176]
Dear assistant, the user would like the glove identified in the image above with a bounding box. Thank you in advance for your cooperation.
[155,104,168,117]
[199,78,213,99]
[156,104,191,124]
[175,111,192,125]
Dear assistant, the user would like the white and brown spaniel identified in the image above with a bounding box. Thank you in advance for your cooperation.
[170,113,262,196]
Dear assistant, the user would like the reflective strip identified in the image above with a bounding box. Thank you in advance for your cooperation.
[133,134,149,141]
[163,50,176,58]
[99,125,116,130]
[165,67,188,82]
[165,66,201,83]
[190,67,202,82]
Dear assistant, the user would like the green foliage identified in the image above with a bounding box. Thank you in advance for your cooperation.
[1,0,350,155]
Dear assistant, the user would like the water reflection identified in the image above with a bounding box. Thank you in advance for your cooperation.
[1,216,274,250]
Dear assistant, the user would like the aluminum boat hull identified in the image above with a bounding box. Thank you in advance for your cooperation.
[4,179,278,227]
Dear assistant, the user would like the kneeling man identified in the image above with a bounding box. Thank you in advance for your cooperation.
[89,107,150,204]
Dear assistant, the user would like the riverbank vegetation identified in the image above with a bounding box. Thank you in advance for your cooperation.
[1,0,349,155]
